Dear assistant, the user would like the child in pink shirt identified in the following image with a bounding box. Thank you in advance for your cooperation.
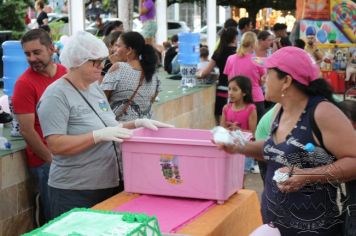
[221,76,257,133]
[220,76,257,173]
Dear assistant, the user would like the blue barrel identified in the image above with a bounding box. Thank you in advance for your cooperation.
[178,32,200,65]
[2,41,28,96]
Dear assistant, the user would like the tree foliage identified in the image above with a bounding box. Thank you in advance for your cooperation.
[0,0,32,31]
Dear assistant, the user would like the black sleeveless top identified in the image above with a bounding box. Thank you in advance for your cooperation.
[262,96,342,235]
[36,11,48,27]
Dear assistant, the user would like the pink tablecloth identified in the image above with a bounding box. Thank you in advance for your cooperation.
[114,195,215,233]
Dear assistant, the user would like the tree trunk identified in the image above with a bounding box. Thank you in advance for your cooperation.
[118,0,133,30]
[246,6,260,28]
[200,0,206,27]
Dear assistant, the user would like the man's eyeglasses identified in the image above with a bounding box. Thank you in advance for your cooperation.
[88,59,105,68]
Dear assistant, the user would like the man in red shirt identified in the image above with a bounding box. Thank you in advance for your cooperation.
[12,29,67,223]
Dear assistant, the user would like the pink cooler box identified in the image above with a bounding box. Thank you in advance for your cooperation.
[121,128,245,203]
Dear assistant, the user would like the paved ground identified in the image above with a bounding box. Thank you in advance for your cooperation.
[244,173,264,201]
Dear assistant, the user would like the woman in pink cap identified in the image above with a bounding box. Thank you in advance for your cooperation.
[217,46,356,235]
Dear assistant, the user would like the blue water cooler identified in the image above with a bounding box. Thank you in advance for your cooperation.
[2,41,28,136]
[178,32,200,88]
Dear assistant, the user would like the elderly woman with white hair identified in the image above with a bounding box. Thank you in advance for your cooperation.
[37,31,172,219]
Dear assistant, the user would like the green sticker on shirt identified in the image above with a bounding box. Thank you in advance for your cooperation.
[98,100,109,111]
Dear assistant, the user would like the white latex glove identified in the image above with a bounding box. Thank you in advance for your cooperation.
[92,126,133,144]
[134,118,174,131]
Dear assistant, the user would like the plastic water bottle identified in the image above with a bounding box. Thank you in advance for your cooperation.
[304,143,334,165]
[0,136,11,150]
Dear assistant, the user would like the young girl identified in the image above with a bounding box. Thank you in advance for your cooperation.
[220,76,257,173]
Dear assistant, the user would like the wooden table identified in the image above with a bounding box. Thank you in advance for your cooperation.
[93,189,263,236]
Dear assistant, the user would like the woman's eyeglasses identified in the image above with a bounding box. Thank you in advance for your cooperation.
[88,59,105,68]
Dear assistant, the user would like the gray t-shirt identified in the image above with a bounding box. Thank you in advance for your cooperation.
[37,79,120,190]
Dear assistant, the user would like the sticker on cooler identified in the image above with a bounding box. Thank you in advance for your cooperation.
[160,154,183,185]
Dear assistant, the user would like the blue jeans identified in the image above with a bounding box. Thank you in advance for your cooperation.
[30,162,50,222]
[244,157,255,173]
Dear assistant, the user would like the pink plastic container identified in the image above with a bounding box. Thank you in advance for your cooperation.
[121,128,245,203]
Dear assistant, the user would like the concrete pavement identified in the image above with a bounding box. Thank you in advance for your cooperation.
[245,173,264,201]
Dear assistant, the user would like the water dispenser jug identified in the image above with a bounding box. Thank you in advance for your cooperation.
[2,41,28,137]
[178,32,200,88]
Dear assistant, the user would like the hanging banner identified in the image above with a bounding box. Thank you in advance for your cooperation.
[296,0,331,20]
[297,0,356,43]
[299,20,351,43]
[330,0,356,43]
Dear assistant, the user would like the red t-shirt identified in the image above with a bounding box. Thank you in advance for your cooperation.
[12,64,67,168]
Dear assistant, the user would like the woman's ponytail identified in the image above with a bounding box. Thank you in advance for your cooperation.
[293,78,337,105]
[120,31,158,82]
[140,44,157,82]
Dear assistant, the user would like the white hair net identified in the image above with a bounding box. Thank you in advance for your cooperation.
[60,31,109,69]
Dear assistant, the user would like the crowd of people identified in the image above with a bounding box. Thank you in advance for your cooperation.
[11,2,356,235]
[158,15,356,236]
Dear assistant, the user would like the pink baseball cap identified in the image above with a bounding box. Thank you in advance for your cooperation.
[252,46,320,86]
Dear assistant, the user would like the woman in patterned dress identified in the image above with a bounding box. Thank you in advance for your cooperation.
[101,32,160,122]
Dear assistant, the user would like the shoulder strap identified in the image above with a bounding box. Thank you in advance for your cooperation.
[271,105,283,132]
[150,78,160,104]
[64,77,122,178]
[116,72,145,118]
[309,98,325,149]
[64,78,108,127]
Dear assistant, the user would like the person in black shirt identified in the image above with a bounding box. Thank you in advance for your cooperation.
[198,27,238,124]
[272,23,291,51]
[164,34,178,74]
[35,0,50,32]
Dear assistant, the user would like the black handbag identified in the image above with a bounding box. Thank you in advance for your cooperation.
[342,180,356,236]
